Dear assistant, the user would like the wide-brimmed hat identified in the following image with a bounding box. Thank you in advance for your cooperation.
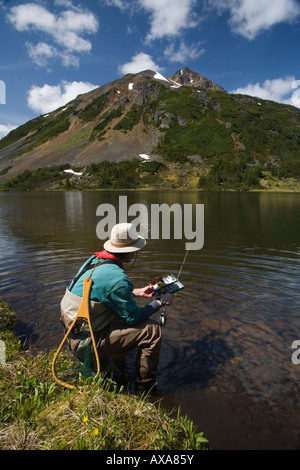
[104,223,146,253]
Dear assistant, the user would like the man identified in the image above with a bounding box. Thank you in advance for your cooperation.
[60,222,172,393]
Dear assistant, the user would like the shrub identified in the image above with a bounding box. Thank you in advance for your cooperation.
[114,105,144,132]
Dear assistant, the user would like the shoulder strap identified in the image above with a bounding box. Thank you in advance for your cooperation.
[69,258,117,292]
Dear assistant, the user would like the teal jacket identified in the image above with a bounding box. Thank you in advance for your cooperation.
[69,256,160,325]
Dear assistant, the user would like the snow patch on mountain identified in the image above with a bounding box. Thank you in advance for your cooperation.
[139,154,151,160]
[153,71,181,89]
[64,169,83,177]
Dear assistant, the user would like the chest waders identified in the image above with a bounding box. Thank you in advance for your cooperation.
[52,260,114,389]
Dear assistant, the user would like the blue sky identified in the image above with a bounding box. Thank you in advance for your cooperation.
[1,0,300,139]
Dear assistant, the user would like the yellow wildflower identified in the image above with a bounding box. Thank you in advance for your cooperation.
[93,428,99,435]
[82,416,88,423]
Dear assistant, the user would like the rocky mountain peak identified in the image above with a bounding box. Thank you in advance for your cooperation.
[168,67,227,93]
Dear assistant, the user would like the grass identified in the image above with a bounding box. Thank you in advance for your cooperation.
[114,105,145,133]
[0,159,204,192]
[0,298,209,450]
[11,106,76,158]
[2,159,300,193]
[0,164,73,191]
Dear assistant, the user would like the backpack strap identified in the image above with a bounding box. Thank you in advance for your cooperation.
[69,258,117,292]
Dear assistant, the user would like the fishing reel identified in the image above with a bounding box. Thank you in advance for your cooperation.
[160,305,167,326]
[150,273,184,327]
[157,295,168,326]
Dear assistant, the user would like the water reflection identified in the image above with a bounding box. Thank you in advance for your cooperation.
[65,190,82,215]
[1,190,300,449]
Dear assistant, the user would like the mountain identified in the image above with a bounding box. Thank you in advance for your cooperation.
[168,68,226,92]
[1,67,300,191]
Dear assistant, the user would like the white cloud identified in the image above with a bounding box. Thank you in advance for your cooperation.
[0,124,17,140]
[139,0,198,41]
[231,76,300,108]
[104,0,130,11]
[27,42,58,68]
[164,40,205,63]
[118,52,162,75]
[207,0,300,40]
[27,80,99,114]
[59,52,80,69]
[27,42,80,69]
[7,3,56,32]
[54,0,74,7]
[105,0,198,41]
[6,2,99,68]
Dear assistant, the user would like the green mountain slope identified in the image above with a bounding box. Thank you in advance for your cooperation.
[1,67,300,191]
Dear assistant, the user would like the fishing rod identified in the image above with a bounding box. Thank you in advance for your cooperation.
[177,249,190,280]
[160,249,189,325]
[153,249,189,326]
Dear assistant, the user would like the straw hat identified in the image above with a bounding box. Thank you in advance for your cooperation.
[104,223,146,253]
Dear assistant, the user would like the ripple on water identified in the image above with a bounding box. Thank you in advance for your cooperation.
[2,191,300,448]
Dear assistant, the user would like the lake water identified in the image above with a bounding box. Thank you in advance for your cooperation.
[1,190,300,449]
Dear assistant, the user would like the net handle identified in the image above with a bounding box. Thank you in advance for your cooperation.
[77,278,93,319]
[52,277,101,389]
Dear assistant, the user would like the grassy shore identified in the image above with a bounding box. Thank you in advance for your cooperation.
[0,298,209,451]
[1,160,300,193]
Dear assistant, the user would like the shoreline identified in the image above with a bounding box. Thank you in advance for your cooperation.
[1,160,300,193]
[2,185,300,193]
[0,297,209,451]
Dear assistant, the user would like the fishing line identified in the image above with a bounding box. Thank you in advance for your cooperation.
[177,249,189,280]
[127,251,138,272]
[161,248,189,318]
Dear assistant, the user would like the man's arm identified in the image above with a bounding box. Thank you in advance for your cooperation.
[133,286,155,298]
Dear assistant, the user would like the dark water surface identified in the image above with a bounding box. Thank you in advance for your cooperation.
[1,190,300,449]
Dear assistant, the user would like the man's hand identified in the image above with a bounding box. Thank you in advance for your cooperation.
[159,293,173,307]
[133,286,155,298]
